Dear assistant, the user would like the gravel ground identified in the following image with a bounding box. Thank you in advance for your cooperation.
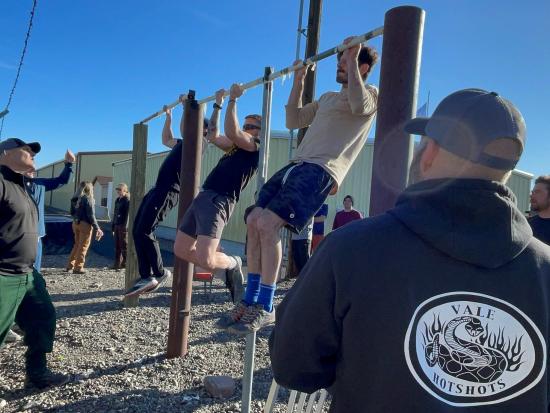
[0,251,330,412]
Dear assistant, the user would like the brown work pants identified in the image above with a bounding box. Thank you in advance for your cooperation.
[113,224,128,268]
[67,221,93,271]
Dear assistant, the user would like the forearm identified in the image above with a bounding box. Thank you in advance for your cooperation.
[162,115,177,148]
[285,78,305,128]
[205,107,222,143]
[347,67,377,115]
[224,100,241,137]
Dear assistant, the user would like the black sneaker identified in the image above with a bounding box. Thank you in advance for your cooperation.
[123,277,158,297]
[25,370,70,389]
[228,304,275,335]
[225,256,244,304]
[215,301,248,330]
[148,269,171,293]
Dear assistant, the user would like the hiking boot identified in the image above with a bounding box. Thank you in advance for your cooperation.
[228,304,275,335]
[215,301,248,330]
[124,277,158,297]
[225,256,244,304]
[111,265,121,271]
[73,269,87,275]
[25,369,70,389]
[148,269,171,293]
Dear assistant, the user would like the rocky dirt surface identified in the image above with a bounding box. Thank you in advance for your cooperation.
[0,251,330,412]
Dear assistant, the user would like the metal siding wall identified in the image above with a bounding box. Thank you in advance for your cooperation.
[79,154,132,186]
[323,143,374,233]
[36,165,53,179]
[506,171,533,213]
[112,137,376,243]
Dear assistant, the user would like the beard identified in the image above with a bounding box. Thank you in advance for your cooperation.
[336,70,347,84]
[408,142,428,185]
[531,199,550,212]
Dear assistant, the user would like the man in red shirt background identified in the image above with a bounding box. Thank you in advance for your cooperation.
[332,194,363,230]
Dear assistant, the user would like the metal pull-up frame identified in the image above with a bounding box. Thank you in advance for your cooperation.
[124,6,423,413]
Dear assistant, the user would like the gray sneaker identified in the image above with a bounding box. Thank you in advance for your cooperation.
[148,269,171,293]
[123,277,158,297]
[4,329,22,344]
[215,301,248,330]
[225,256,244,304]
[228,304,275,335]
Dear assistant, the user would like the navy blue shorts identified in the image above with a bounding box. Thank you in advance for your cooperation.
[256,162,334,233]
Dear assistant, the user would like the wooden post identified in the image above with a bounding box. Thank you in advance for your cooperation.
[369,6,425,216]
[296,0,322,146]
[288,0,323,278]
[124,123,148,307]
[167,91,203,358]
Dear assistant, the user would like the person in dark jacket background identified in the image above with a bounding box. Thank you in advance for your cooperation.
[0,138,68,389]
[111,182,130,270]
[528,175,550,245]
[270,89,550,412]
[66,182,103,274]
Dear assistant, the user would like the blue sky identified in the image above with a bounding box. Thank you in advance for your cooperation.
[1,0,548,179]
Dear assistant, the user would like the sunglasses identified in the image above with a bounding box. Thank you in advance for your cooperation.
[116,188,122,192]
[243,124,261,131]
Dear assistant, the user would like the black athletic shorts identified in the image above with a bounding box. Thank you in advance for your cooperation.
[179,190,235,239]
[256,162,334,233]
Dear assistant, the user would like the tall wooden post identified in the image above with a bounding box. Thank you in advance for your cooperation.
[124,123,147,307]
[296,0,323,146]
[167,91,203,358]
[288,0,323,278]
[369,6,425,216]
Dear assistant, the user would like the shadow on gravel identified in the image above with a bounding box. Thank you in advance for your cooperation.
[50,289,122,302]
[43,387,208,413]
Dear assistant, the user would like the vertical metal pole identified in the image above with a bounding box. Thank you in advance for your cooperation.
[167,90,203,358]
[242,332,256,413]
[256,67,274,190]
[369,6,425,216]
[242,67,274,413]
[124,123,147,308]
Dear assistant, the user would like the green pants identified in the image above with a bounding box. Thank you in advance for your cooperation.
[0,270,56,377]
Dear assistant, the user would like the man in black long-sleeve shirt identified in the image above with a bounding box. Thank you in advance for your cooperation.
[111,183,130,270]
[0,138,68,389]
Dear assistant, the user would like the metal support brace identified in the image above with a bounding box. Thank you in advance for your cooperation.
[242,332,257,413]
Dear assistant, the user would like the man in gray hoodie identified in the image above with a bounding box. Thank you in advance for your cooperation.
[270,89,550,412]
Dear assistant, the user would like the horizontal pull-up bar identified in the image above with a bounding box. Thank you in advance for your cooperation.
[139,26,384,124]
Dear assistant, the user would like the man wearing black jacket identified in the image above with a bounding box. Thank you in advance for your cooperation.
[111,183,130,270]
[0,138,68,389]
[270,89,550,412]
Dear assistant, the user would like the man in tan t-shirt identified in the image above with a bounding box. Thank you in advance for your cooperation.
[217,37,379,334]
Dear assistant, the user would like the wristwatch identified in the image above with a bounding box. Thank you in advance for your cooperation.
[213,102,222,110]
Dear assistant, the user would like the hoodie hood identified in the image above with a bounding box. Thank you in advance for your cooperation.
[388,178,532,269]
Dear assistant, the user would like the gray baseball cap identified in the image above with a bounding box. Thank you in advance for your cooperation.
[0,138,41,154]
[404,88,526,170]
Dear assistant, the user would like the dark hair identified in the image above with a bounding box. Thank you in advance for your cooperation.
[343,195,354,205]
[245,114,262,123]
[535,175,550,193]
[338,45,379,80]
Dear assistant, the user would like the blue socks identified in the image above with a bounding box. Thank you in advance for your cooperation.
[243,273,261,305]
[257,283,276,312]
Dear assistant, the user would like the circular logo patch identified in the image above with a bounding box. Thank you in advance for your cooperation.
[404,292,546,406]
